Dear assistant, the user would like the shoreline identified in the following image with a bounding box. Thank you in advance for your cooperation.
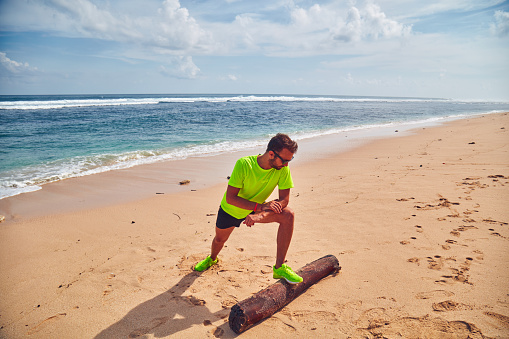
[0,112,491,222]
[0,112,508,338]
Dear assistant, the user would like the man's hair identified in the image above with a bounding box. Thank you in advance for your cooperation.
[267,133,298,153]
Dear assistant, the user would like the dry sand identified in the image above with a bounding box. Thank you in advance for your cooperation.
[0,113,508,338]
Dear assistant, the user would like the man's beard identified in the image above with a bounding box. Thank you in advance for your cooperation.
[269,158,283,170]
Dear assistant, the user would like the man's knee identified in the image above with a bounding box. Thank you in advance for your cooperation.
[213,235,228,245]
[280,206,295,224]
[214,227,234,244]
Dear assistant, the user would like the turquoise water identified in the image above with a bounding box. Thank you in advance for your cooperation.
[1,94,508,199]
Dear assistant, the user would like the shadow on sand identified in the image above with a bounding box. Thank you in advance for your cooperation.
[94,271,235,338]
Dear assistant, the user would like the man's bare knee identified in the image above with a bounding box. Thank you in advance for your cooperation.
[214,227,234,244]
[214,235,230,245]
[280,207,294,224]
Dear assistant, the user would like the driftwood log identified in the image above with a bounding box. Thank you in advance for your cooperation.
[228,254,341,334]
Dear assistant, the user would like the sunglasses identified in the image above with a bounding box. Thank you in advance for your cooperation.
[270,149,294,164]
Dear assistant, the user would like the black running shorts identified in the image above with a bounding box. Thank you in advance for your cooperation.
[216,207,251,229]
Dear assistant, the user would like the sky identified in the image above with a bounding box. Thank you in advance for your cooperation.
[0,0,508,99]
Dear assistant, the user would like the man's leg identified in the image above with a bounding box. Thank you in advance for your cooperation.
[211,226,235,260]
[195,226,235,272]
[275,207,294,268]
[253,207,295,268]
[255,207,302,284]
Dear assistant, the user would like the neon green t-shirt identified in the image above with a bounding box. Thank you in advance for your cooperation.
[220,155,294,219]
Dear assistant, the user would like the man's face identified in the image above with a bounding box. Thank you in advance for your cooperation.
[269,148,295,170]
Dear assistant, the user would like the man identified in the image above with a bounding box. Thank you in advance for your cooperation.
[194,133,303,284]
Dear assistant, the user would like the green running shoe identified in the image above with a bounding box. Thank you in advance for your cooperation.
[273,264,303,284]
[194,256,218,272]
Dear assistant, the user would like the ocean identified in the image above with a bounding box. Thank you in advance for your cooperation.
[1,94,508,199]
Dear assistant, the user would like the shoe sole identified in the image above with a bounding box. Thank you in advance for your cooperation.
[274,275,302,284]
[283,278,302,284]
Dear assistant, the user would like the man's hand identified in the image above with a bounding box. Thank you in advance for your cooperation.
[263,200,283,214]
[243,199,287,227]
[243,213,261,227]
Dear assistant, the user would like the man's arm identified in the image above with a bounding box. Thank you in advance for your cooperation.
[225,185,290,213]
[243,189,291,227]
[276,188,290,210]
[225,185,257,210]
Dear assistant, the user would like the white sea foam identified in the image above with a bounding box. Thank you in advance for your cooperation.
[0,95,452,110]
[0,98,161,110]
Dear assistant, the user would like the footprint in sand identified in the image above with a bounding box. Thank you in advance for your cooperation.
[473,249,484,260]
[459,225,478,231]
[484,312,509,328]
[464,257,474,265]
[415,290,455,300]
[432,300,473,312]
[221,297,238,309]
[396,197,415,202]
[26,313,67,335]
[483,218,509,226]
[407,257,420,265]
[427,256,444,270]
[103,284,113,297]
[490,232,507,239]
[184,295,206,306]
[440,268,471,285]
[128,317,168,338]
[357,315,485,338]
[212,327,224,337]
[450,230,461,237]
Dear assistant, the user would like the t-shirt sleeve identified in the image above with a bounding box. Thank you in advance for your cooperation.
[227,158,245,188]
[278,167,294,190]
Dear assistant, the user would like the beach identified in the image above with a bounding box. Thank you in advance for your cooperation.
[0,112,508,338]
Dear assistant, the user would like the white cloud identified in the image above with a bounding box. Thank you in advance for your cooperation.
[331,3,412,42]
[176,56,201,78]
[48,0,129,39]
[362,0,506,20]
[345,72,354,82]
[153,0,212,50]
[290,4,327,28]
[332,7,362,42]
[418,0,504,15]
[221,1,412,57]
[159,56,200,79]
[0,52,39,75]
[491,10,509,37]
[0,1,412,59]
[218,74,238,81]
[0,0,214,54]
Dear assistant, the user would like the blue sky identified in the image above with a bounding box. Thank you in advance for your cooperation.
[0,0,508,99]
